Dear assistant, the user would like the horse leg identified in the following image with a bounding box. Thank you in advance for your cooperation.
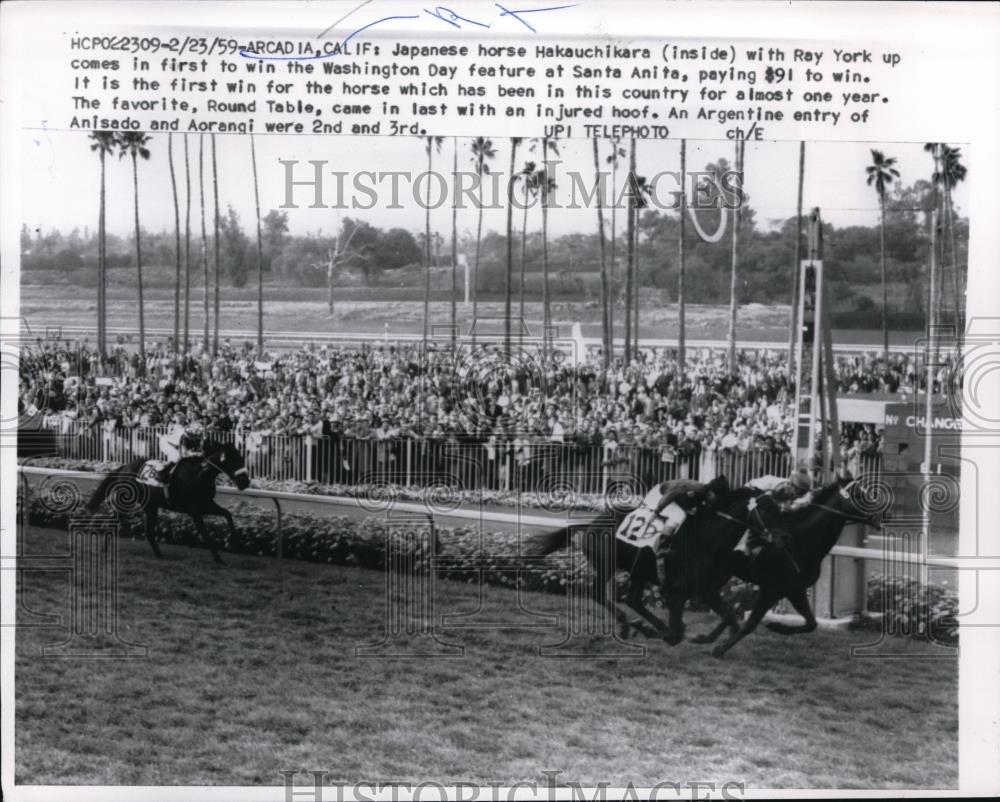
[712,592,780,658]
[190,513,225,566]
[206,502,238,544]
[144,506,164,559]
[691,586,740,645]
[624,580,669,637]
[766,588,819,635]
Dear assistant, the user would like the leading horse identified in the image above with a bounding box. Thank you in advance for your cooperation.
[86,437,251,565]
[665,474,883,657]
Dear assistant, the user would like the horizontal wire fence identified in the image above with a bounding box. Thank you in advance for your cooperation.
[35,418,882,498]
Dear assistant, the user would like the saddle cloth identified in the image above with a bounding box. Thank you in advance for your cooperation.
[615,507,664,550]
[137,459,168,487]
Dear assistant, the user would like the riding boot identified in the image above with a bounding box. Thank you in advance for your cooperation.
[156,463,174,486]
[656,554,669,587]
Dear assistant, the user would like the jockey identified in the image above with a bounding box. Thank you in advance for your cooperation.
[734,468,812,557]
[156,418,205,485]
[642,478,715,586]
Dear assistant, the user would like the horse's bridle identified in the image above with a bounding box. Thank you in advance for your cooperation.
[199,447,248,482]
[804,481,883,528]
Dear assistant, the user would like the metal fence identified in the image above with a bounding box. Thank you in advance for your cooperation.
[37,418,881,496]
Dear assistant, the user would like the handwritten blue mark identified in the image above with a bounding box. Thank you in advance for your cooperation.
[239,2,577,60]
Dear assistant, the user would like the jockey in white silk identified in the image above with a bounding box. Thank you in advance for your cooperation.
[734,468,813,556]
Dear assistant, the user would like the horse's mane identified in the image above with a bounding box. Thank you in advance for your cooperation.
[770,480,843,526]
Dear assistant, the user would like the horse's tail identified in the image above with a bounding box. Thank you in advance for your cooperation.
[525,525,574,557]
[525,512,619,557]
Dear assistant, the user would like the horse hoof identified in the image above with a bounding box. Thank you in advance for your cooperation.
[663,631,684,646]
[618,622,631,640]
[711,645,726,659]
[691,634,712,645]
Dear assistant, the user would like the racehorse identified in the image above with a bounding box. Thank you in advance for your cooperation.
[666,473,883,657]
[525,476,730,644]
[85,437,251,565]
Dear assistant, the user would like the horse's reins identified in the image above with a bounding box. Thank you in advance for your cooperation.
[714,497,801,573]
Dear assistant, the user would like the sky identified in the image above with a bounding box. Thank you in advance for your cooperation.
[19,131,970,244]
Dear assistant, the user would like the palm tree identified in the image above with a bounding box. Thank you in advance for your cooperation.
[788,141,805,367]
[504,138,522,356]
[727,139,745,372]
[926,143,968,349]
[423,136,444,346]
[198,135,209,352]
[250,132,264,356]
[167,132,182,359]
[632,173,651,356]
[624,139,636,363]
[537,137,559,361]
[606,136,627,346]
[88,132,117,357]
[517,158,538,350]
[866,149,900,361]
[942,145,967,349]
[593,137,610,368]
[450,137,459,351]
[677,139,687,371]
[183,134,192,355]
[211,134,221,356]
[118,132,152,371]
[469,137,496,341]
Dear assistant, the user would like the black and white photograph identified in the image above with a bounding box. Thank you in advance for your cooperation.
[2,1,999,798]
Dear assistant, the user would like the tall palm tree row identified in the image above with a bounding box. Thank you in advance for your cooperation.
[866,149,900,361]
[118,132,152,371]
[925,143,967,346]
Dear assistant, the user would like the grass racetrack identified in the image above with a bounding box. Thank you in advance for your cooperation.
[16,524,957,789]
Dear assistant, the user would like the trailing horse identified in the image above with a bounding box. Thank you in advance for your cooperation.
[667,474,883,657]
[525,477,729,643]
[86,437,251,565]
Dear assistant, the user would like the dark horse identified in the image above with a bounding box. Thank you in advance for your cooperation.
[86,438,251,565]
[664,474,883,657]
[526,477,730,644]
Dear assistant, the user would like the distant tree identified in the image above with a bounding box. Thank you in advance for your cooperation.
[167,132,182,358]
[88,131,117,356]
[262,210,289,274]
[218,206,250,288]
[469,136,496,341]
[374,227,422,271]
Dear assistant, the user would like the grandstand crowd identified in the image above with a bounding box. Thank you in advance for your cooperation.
[18,336,957,474]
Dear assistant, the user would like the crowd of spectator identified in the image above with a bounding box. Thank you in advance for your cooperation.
[19,337,958,473]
